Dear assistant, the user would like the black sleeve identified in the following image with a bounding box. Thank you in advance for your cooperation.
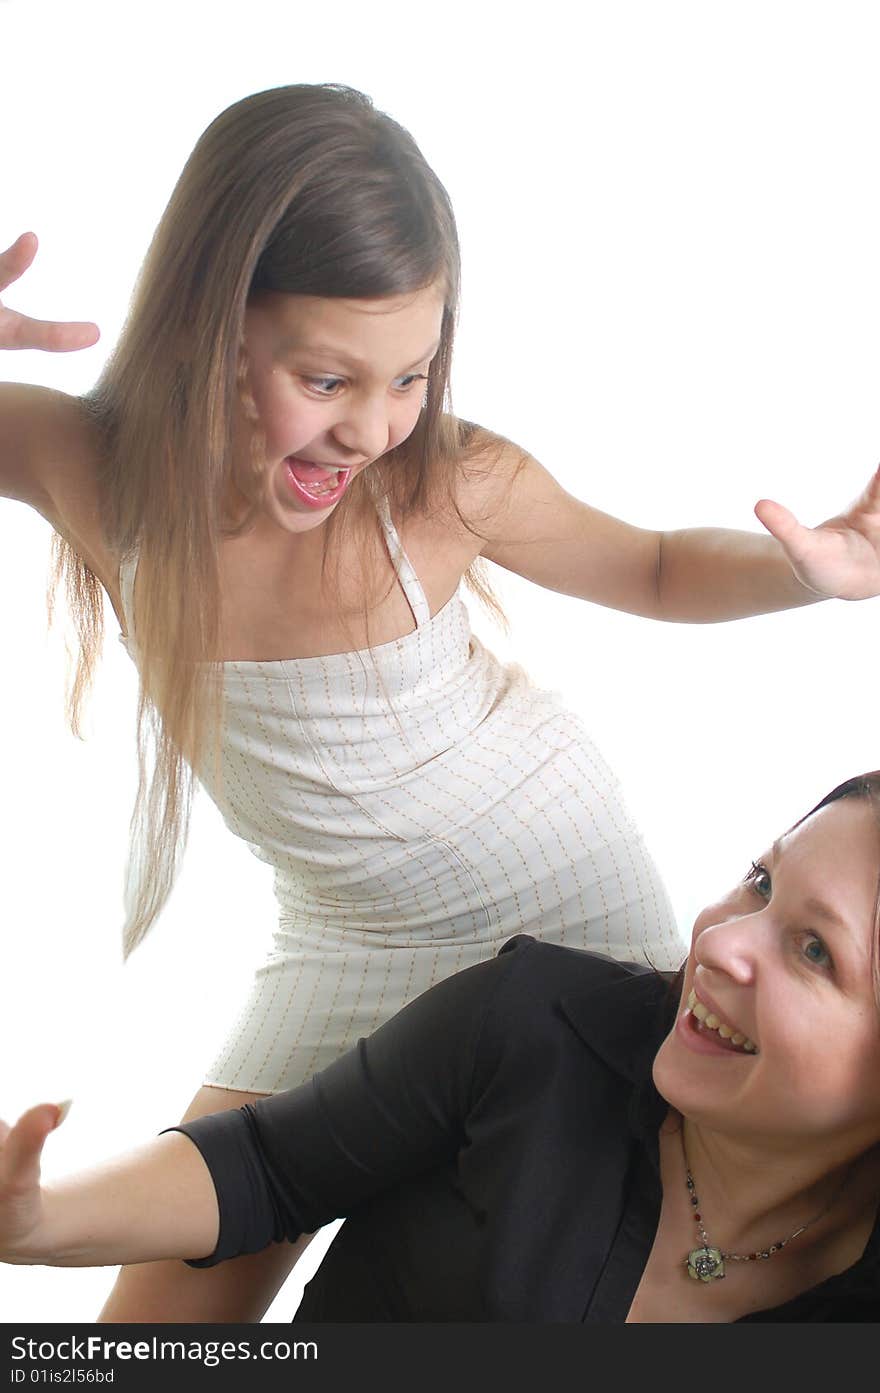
[167,937,534,1267]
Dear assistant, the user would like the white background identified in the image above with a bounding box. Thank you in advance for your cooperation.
[1,0,880,1324]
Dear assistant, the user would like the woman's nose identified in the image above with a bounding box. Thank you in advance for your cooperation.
[693,914,759,985]
[331,395,390,461]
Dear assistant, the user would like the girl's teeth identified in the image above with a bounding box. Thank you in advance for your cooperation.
[287,459,347,494]
[301,473,342,496]
[717,1023,733,1039]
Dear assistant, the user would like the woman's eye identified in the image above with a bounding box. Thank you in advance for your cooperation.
[801,936,833,970]
[393,373,428,391]
[745,860,771,899]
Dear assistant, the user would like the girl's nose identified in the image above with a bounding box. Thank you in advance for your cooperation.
[331,395,390,461]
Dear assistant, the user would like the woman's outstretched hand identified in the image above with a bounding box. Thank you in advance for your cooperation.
[756,465,880,601]
[0,1102,66,1263]
[0,233,99,352]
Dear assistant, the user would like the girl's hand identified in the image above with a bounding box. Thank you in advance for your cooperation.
[755,466,880,601]
[0,1102,66,1263]
[0,233,99,352]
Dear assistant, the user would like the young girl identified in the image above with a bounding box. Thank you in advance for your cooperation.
[3,82,880,1323]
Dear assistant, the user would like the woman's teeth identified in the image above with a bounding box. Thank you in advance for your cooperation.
[686,989,758,1053]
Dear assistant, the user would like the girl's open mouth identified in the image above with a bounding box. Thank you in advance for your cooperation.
[284,457,352,509]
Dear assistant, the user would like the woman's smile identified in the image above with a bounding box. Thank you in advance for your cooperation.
[655,797,880,1148]
[680,987,758,1055]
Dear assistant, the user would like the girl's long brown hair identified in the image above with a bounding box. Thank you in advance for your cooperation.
[51,84,507,956]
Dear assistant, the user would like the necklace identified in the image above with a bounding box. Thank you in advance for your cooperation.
[681,1130,853,1284]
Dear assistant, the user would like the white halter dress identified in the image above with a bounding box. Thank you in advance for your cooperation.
[119,499,683,1093]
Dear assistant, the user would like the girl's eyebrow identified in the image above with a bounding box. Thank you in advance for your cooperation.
[284,339,441,372]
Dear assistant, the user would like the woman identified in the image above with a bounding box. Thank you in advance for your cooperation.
[3,771,879,1321]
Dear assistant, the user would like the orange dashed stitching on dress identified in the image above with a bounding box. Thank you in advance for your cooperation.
[114,517,683,1096]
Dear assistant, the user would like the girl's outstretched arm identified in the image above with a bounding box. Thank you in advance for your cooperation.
[0,1102,219,1268]
[472,436,880,621]
[0,233,118,601]
[97,1086,312,1324]
[0,231,100,513]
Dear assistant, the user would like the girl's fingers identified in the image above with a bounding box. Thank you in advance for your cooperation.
[0,309,100,353]
[858,463,880,507]
[0,1105,60,1187]
[754,497,804,550]
[0,234,99,352]
[0,232,39,295]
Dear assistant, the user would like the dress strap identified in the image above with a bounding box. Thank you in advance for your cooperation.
[374,494,432,628]
[117,549,138,648]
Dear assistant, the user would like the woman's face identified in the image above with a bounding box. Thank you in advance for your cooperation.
[231,283,445,535]
[652,797,880,1152]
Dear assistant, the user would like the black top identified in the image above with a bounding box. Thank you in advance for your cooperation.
[173,937,880,1322]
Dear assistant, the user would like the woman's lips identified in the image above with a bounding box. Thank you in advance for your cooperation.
[283,457,352,510]
[675,1002,757,1058]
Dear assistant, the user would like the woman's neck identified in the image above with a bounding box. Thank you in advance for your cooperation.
[670,1114,880,1263]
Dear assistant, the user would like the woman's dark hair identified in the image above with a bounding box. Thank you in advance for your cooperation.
[796,772,880,1008]
[666,771,880,1009]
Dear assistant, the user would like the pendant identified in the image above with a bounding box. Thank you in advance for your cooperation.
[686,1246,726,1282]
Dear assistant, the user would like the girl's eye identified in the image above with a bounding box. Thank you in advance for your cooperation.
[802,936,832,969]
[745,860,771,899]
[305,376,344,396]
[303,372,428,397]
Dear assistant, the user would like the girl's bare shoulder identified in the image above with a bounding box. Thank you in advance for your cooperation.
[395,420,531,563]
[378,423,524,599]
[0,382,119,593]
[451,420,534,536]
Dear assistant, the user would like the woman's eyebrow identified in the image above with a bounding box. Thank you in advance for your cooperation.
[770,836,857,943]
[801,896,856,940]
